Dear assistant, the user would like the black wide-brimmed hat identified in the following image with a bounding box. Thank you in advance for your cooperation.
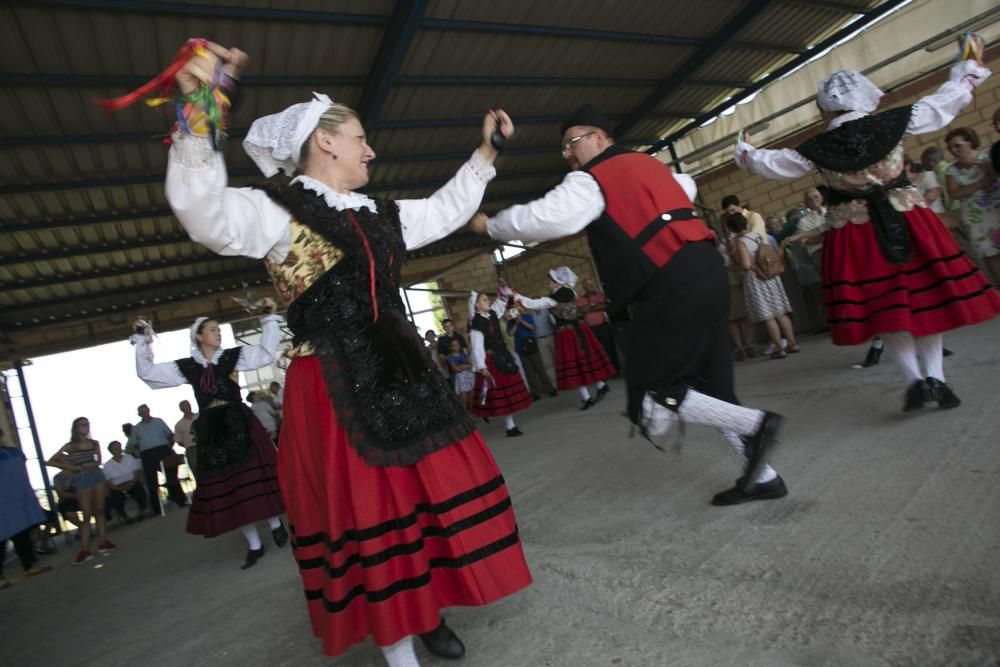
[560,104,614,136]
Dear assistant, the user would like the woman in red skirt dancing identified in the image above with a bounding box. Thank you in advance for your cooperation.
[132,306,287,569]
[468,288,533,436]
[159,42,531,665]
[736,55,999,411]
[513,267,615,410]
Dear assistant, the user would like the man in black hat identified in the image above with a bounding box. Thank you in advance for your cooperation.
[468,104,787,506]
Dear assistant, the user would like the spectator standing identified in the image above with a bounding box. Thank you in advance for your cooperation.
[174,400,198,482]
[47,418,116,565]
[720,232,755,360]
[1,432,53,588]
[129,404,188,515]
[249,391,280,442]
[725,212,800,359]
[102,441,147,524]
[944,127,1000,284]
[445,338,475,411]
[721,194,767,236]
[505,304,557,398]
[530,306,558,387]
[577,278,621,376]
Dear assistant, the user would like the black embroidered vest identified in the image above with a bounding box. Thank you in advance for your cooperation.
[175,348,243,410]
[470,311,519,374]
[255,182,473,466]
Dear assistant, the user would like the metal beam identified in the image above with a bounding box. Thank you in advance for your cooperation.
[614,0,774,140]
[1,266,269,327]
[779,0,869,12]
[3,253,244,291]
[0,208,175,234]
[419,18,804,54]
[645,0,913,153]
[25,0,392,25]
[356,0,428,127]
[1,233,195,265]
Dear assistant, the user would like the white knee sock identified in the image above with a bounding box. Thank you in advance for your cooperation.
[871,337,884,349]
[720,430,778,483]
[881,331,921,384]
[381,635,421,667]
[915,333,945,381]
[240,524,262,551]
[596,381,607,390]
[578,387,592,401]
[677,389,763,437]
[504,415,516,430]
[267,516,282,530]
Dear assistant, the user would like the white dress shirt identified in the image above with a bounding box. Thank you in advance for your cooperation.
[166,136,497,262]
[486,160,697,243]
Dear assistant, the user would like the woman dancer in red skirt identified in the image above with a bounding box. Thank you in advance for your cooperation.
[156,41,530,665]
[133,306,287,569]
[736,54,999,411]
[513,267,615,410]
[468,288,533,436]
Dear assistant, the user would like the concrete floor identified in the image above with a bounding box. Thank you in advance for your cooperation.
[4,318,1000,667]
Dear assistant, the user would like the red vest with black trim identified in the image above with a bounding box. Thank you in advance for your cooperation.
[583,145,715,305]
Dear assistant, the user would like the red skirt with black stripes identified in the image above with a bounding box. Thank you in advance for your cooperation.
[277,355,532,657]
[821,206,1000,345]
[554,325,615,390]
[471,353,533,418]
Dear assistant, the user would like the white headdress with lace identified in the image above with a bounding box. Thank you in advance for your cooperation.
[816,70,883,115]
[548,266,578,288]
[190,316,211,356]
[243,92,333,177]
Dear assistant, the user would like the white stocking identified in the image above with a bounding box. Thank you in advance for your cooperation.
[381,635,421,667]
[915,333,945,381]
[880,331,922,384]
[578,387,592,401]
[267,516,282,530]
[504,415,516,430]
[240,524,262,550]
[677,389,763,437]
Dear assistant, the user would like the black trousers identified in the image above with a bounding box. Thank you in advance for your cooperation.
[588,321,621,373]
[0,528,36,576]
[140,446,186,514]
[105,483,148,520]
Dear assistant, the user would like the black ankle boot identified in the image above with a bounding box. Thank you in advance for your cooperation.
[241,547,264,570]
[861,344,883,367]
[903,379,932,412]
[272,521,288,548]
[925,377,961,409]
[418,619,466,659]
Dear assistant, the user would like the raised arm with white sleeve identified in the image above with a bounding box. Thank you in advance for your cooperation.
[236,313,284,371]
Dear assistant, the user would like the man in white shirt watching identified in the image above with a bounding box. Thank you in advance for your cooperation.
[102,441,147,524]
[174,400,198,482]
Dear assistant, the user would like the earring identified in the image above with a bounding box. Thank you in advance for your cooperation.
[331,154,338,160]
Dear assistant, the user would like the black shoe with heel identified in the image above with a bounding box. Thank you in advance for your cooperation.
[272,521,288,548]
[241,547,264,570]
[903,379,932,412]
[925,377,961,409]
[418,619,466,660]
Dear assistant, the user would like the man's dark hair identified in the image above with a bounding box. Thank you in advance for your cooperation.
[723,211,748,233]
[721,194,741,209]
[108,440,122,452]
[441,318,453,326]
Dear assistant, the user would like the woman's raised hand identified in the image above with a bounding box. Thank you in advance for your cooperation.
[479,109,514,162]
[176,41,249,95]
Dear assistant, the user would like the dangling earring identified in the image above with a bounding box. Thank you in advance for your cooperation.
[331,153,338,160]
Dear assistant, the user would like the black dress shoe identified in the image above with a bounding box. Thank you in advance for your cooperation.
[903,379,932,412]
[418,619,466,660]
[595,384,611,402]
[272,521,289,548]
[548,390,559,397]
[712,476,788,506]
[942,347,954,357]
[741,411,783,491]
[925,377,961,409]
[240,547,264,570]
[861,344,883,367]
[579,398,595,411]
[531,393,541,401]
[506,427,524,437]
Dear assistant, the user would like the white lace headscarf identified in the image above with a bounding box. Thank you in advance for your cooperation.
[548,266,578,289]
[816,70,883,115]
[243,92,333,177]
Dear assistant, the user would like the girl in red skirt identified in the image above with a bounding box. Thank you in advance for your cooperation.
[736,54,1000,411]
[155,41,530,666]
[132,305,287,569]
[469,288,533,436]
[513,267,615,410]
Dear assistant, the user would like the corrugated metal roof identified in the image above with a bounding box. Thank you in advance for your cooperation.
[0,0,903,361]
